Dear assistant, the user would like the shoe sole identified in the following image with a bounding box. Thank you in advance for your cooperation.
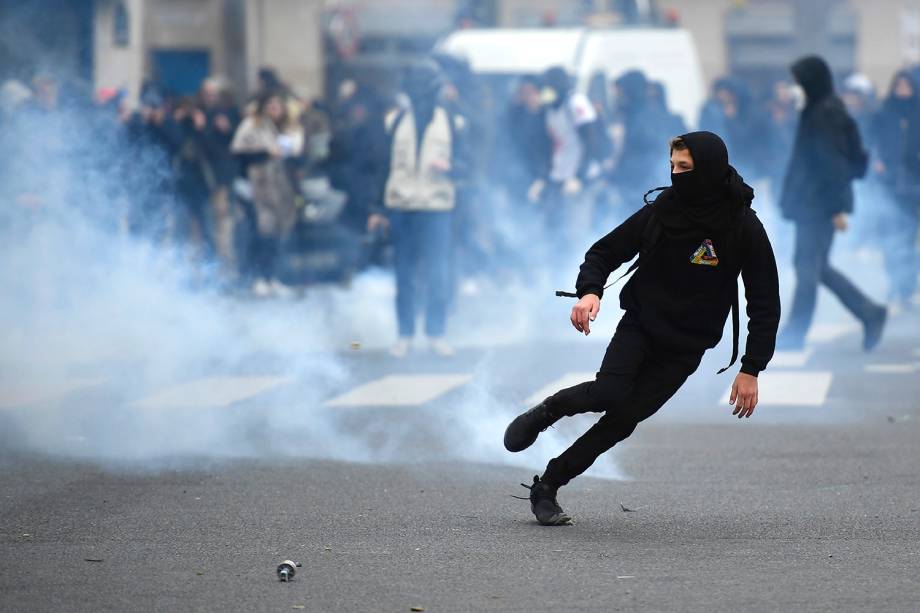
[536,512,573,526]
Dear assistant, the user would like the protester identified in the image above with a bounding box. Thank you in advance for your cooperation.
[198,78,241,273]
[610,70,668,213]
[231,92,303,297]
[368,60,467,357]
[777,55,887,350]
[870,71,920,306]
[528,66,605,249]
[504,132,780,525]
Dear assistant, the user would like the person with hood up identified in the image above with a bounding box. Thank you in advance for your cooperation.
[609,70,668,213]
[368,59,468,358]
[528,67,606,242]
[504,132,780,526]
[778,56,887,350]
[869,71,920,307]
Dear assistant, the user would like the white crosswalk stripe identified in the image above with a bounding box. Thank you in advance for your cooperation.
[806,323,858,344]
[324,374,472,408]
[720,371,833,407]
[0,378,105,410]
[770,349,813,368]
[525,372,595,405]
[864,363,919,374]
[131,376,291,409]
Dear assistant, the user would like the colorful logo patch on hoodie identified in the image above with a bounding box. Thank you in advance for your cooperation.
[690,239,719,266]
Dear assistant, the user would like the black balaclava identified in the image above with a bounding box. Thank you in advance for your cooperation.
[402,60,443,135]
[542,67,571,109]
[657,130,754,235]
[791,55,834,108]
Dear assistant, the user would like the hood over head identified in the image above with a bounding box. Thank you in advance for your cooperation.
[402,59,444,107]
[615,70,649,109]
[657,131,753,234]
[791,55,835,106]
[541,66,571,107]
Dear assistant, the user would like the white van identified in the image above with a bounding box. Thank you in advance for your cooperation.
[437,27,706,127]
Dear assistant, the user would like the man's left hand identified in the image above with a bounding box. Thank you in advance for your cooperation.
[729,372,758,418]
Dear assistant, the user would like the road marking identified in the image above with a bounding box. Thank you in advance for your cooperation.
[131,376,291,409]
[770,349,813,368]
[720,371,833,406]
[806,323,858,344]
[324,374,472,407]
[0,378,105,409]
[864,363,918,374]
[526,372,596,405]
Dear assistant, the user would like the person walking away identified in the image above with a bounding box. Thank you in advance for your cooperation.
[367,60,466,358]
[503,132,781,525]
[869,71,920,308]
[777,55,887,350]
[231,93,303,297]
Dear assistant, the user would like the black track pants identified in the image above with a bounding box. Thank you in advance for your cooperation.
[541,314,704,488]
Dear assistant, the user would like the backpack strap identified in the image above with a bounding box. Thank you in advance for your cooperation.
[717,216,748,374]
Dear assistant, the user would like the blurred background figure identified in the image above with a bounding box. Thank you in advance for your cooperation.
[608,70,669,215]
[699,76,764,183]
[369,59,466,358]
[198,77,241,276]
[869,71,920,308]
[231,92,303,297]
[778,55,886,351]
[528,66,605,252]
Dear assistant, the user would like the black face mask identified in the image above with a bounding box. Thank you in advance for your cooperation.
[670,170,713,207]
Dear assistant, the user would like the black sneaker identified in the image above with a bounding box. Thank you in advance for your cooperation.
[863,306,887,352]
[503,399,561,452]
[520,476,572,526]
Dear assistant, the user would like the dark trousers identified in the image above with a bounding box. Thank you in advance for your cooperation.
[541,314,704,488]
[784,218,880,342]
[391,210,452,338]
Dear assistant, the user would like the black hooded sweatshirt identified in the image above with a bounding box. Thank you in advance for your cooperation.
[780,56,868,221]
[575,132,780,376]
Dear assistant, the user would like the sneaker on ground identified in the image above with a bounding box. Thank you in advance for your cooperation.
[521,476,572,526]
[503,398,561,452]
[389,338,411,358]
[429,338,455,357]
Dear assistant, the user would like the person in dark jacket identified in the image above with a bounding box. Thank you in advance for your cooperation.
[503,131,780,526]
[198,78,241,273]
[610,70,665,212]
[777,56,887,350]
[870,71,920,305]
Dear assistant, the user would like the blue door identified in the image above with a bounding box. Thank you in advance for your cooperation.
[151,49,210,96]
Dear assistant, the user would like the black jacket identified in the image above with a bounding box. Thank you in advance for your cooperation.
[780,56,868,222]
[575,199,780,376]
[871,71,920,195]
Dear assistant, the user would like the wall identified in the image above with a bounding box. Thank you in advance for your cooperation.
[94,0,146,103]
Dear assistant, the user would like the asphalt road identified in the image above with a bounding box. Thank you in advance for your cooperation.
[3,297,920,612]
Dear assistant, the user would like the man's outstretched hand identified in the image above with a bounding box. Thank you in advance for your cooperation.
[730,372,759,418]
[571,294,600,335]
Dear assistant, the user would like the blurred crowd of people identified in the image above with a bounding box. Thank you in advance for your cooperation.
[2,54,919,351]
